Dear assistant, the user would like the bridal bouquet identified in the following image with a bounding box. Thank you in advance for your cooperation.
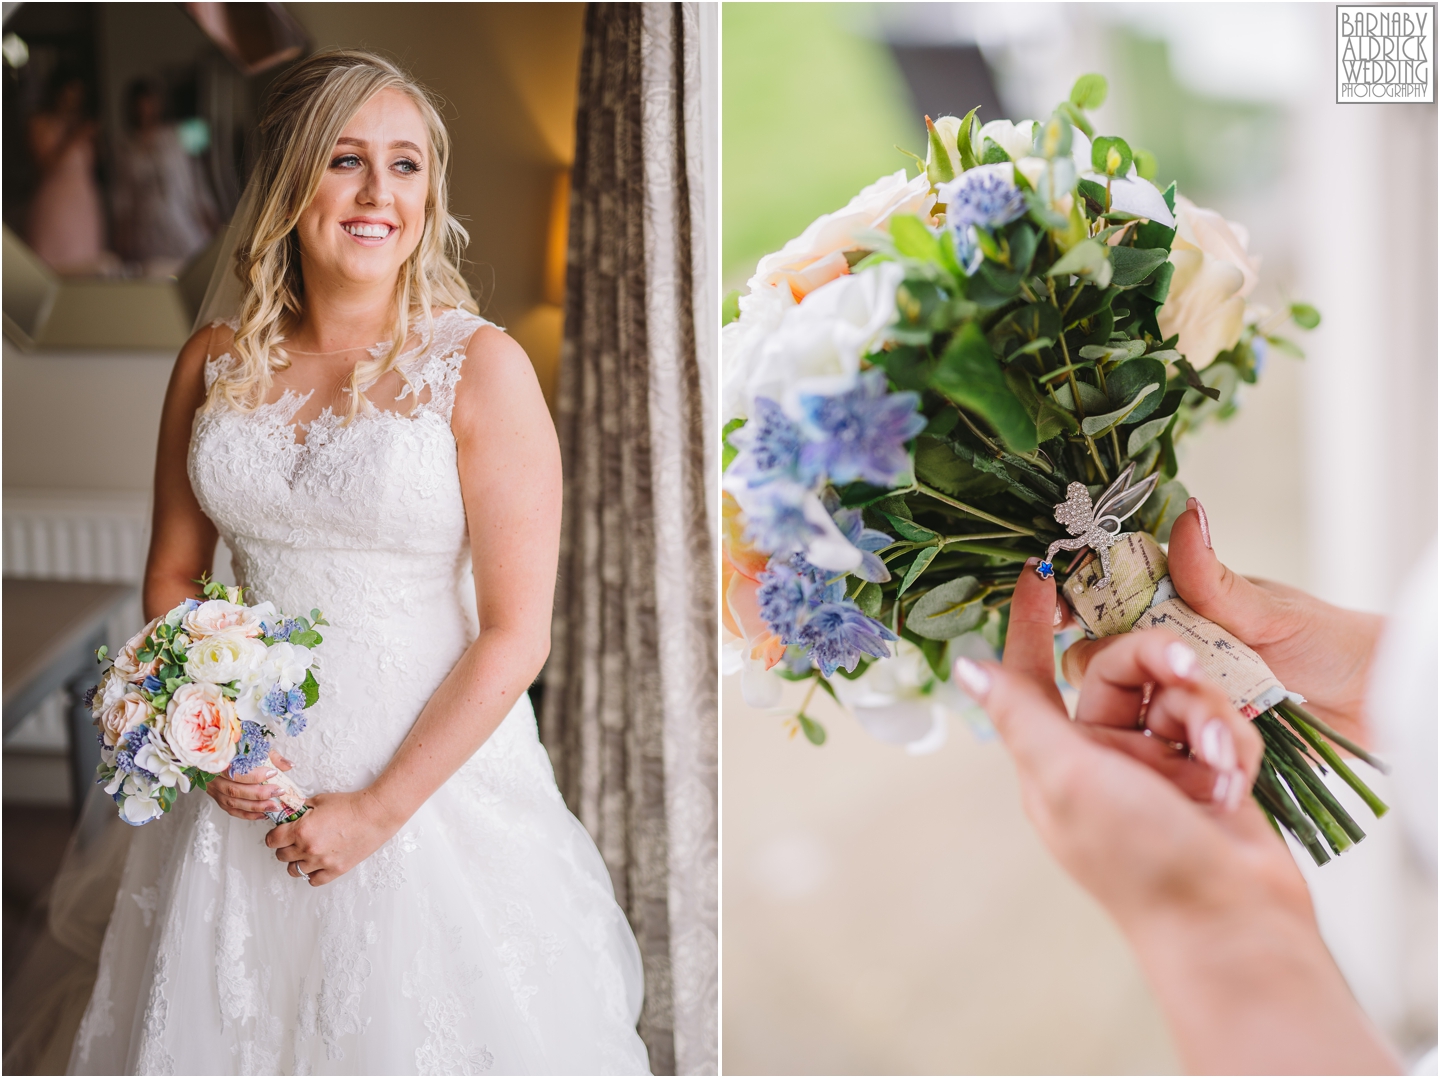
[88,578,326,826]
[722,74,1386,865]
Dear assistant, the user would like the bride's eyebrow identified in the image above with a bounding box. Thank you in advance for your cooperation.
[334,136,424,156]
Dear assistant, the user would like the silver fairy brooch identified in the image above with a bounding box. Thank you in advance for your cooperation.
[1035,462,1159,589]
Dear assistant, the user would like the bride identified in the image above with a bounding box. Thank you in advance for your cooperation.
[69,49,651,1076]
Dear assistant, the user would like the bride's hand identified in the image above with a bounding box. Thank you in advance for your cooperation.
[205,750,295,821]
[265,789,397,886]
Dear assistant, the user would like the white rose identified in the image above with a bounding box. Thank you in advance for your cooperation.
[741,261,904,419]
[749,170,934,297]
[98,669,128,714]
[119,774,164,825]
[977,119,1037,163]
[1158,197,1261,369]
[182,599,263,639]
[184,632,268,685]
[722,284,794,423]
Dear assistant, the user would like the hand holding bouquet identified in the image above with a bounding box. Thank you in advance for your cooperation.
[89,578,326,826]
[722,73,1385,865]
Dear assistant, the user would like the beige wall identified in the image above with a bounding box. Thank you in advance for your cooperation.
[3,2,583,496]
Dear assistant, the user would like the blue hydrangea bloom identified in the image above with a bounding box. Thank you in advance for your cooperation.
[261,618,301,642]
[797,601,897,677]
[181,597,202,614]
[285,712,308,737]
[796,370,927,488]
[729,397,806,485]
[230,721,272,777]
[831,507,894,583]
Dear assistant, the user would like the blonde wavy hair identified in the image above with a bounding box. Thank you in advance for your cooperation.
[206,49,476,420]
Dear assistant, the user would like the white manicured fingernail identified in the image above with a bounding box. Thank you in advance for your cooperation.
[262,768,277,779]
[1212,769,1230,806]
[1166,641,1196,679]
[1199,719,1237,771]
[953,657,992,701]
[1225,769,1247,811]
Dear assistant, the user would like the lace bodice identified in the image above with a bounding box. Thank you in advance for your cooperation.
[188,307,492,790]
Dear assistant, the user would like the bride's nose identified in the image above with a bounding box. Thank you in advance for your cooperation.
[355,168,394,209]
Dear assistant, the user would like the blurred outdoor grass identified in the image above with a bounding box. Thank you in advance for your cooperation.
[722,3,919,286]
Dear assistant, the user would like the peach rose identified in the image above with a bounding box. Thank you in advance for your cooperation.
[1158,196,1262,369]
[182,599,263,640]
[112,617,163,683]
[162,682,241,773]
[99,691,152,747]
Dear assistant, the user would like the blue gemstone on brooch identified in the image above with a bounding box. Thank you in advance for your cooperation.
[1036,560,1055,579]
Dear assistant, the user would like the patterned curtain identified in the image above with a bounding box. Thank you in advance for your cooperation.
[541,4,717,1075]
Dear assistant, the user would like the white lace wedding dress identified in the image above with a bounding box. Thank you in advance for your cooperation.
[69,309,651,1076]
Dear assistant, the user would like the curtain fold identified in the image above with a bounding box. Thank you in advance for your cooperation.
[542,4,717,1074]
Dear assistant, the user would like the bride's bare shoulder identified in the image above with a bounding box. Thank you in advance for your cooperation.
[449,312,549,427]
[172,319,238,386]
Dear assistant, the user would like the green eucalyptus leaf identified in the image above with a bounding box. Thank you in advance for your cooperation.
[1080,382,1159,436]
[1069,73,1109,110]
[913,437,1006,499]
[1106,357,1167,421]
[1266,334,1305,358]
[880,512,939,543]
[722,290,741,327]
[1108,245,1169,288]
[1132,147,1158,181]
[1090,136,1133,178]
[1037,400,1079,440]
[908,577,986,640]
[891,214,942,264]
[1139,479,1189,542]
[1126,412,1174,457]
[930,323,1038,453]
[1035,112,1073,159]
[1055,100,1094,139]
[857,582,883,618]
[1051,379,1110,414]
[1047,239,1112,288]
[899,546,940,597]
[796,713,827,746]
[300,669,320,708]
[1289,302,1321,330]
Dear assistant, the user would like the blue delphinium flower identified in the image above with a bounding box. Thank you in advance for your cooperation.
[262,685,308,736]
[831,507,894,583]
[728,397,806,485]
[938,164,1027,276]
[798,602,898,677]
[756,553,843,644]
[142,674,164,694]
[735,480,829,559]
[230,721,272,777]
[261,617,302,642]
[796,370,927,488]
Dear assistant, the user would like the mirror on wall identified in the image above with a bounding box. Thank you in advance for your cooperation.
[1,2,307,350]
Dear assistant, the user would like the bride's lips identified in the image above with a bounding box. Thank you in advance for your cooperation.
[339,217,397,246]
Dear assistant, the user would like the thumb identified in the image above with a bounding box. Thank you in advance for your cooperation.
[1167,498,1289,646]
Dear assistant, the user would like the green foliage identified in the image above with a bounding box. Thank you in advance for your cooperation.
[907,577,986,639]
[1070,73,1109,110]
[931,324,1038,453]
[1289,302,1321,329]
[722,290,741,326]
[722,417,744,469]
[1090,135,1133,177]
[796,712,827,745]
[300,669,320,709]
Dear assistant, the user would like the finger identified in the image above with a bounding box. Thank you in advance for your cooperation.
[955,656,1094,781]
[224,766,278,787]
[1167,501,1290,646]
[266,821,297,849]
[306,871,334,886]
[1055,597,1078,632]
[1060,635,1122,686]
[223,805,268,821]
[1000,560,1065,709]
[1082,725,1232,805]
[273,843,307,863]
[268,750,293,771]
[1141,683,1263,783]
[211,778,280,803]
[1074,629,1210,728]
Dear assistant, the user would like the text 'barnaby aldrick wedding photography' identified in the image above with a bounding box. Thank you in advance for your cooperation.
[1337,5,1434,101]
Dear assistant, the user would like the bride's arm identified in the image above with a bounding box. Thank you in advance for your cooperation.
[145,325,222,620]
[268,324,561,885]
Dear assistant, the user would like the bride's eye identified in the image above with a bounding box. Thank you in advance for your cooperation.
[393,157,422,175]
[330,153,362,170]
